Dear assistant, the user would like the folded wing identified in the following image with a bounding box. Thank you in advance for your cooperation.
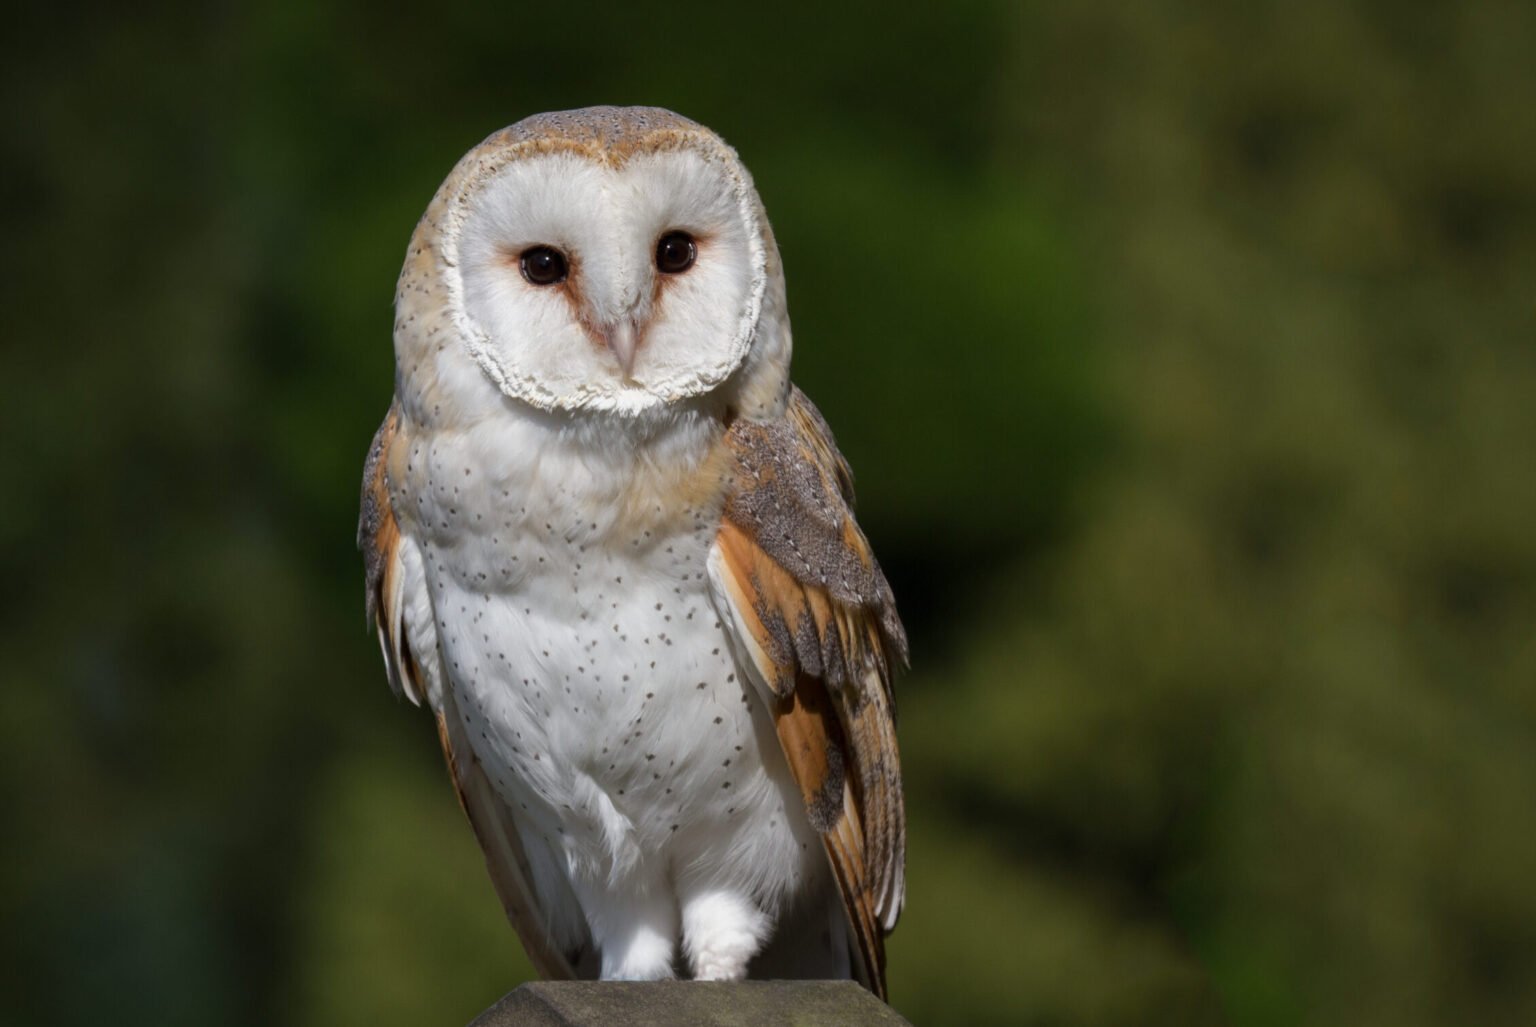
[708,389,908,999]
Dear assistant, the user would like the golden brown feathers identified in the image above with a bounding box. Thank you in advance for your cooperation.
[714,387,908,999]
[358,403,421,705]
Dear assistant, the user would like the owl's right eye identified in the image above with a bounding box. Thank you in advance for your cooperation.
[519,246,568,286]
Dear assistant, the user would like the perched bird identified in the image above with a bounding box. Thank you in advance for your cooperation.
[358,107,907,996]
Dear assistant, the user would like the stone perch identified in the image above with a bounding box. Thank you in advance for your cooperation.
[469,981,913,1026]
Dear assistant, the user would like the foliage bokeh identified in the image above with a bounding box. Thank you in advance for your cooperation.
[3,3,1533,1024]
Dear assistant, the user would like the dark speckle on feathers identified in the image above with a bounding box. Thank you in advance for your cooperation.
[723,388,908,668]
[805,731,846,833]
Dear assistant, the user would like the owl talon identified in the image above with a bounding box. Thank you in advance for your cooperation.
[598,919,677,981]
[682,890,771,981]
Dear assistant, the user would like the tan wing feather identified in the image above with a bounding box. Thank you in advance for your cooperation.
[713,388,908,1000]
[359,404,421,705]
[359,404,581,980]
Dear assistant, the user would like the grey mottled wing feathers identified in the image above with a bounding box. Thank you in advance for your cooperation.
[712,387,907,1000]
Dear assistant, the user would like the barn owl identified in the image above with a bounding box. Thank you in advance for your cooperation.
[358,107,907,997]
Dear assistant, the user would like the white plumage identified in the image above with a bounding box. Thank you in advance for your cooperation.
[360,107,904,993]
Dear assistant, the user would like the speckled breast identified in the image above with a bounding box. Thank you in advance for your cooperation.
[407,413,804,885]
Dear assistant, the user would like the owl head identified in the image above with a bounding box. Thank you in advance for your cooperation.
[394,107,792,424]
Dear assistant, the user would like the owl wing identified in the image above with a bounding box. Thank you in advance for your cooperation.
[359,404,585,981]
[707,387,909,1000]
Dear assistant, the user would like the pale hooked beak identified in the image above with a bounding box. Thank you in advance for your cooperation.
[605,319,639,378]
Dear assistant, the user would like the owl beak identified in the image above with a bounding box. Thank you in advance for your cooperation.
[606,319,640,378]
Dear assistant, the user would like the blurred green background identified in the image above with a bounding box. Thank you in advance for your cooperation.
[4,2,1534,1024]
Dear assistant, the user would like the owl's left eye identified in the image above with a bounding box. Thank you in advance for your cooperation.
[655,231,697,274]
[520,246,568,286]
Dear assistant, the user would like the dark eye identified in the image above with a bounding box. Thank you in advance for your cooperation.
[655,231,697,274]
[519,246,568,286]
